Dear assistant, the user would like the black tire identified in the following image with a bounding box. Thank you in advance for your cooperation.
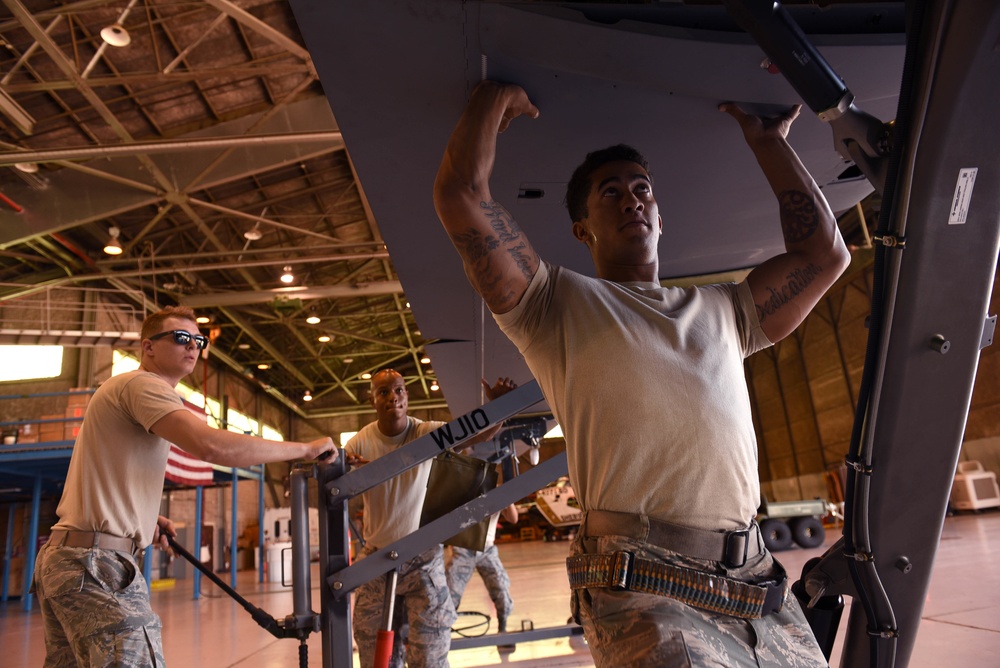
[760,518,793,552]
[789,516,826,549]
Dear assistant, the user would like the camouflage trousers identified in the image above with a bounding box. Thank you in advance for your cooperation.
[446,544,513,630]
[353,543,456,668]
[33,542,165,667]
[570,531,828,668]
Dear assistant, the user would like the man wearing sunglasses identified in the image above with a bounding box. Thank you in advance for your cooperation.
[33,305,336,667]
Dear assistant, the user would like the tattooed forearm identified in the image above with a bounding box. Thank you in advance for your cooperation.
[755,262,822,323]
[778,190,819,244]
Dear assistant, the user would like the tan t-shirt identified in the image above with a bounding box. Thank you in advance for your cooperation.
[53,370,186,548]
[345,416,445,548]
[495,262,772,531]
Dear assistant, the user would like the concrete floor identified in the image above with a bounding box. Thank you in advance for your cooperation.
[3,511,999,667]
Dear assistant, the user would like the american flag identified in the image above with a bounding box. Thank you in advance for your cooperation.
[164,399,214,486]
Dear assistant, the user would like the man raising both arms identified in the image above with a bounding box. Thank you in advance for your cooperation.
[433,81,850,666]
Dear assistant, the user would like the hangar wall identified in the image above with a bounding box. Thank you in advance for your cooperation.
[750,253,1000,503]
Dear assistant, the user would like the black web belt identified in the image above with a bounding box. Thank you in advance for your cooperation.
[567,550,787,620]
[583,509,764,569]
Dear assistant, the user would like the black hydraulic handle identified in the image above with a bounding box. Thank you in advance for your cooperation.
[723,0,850,115]
[166,535,284,638]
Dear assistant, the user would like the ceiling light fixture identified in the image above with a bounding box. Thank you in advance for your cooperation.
[103,226,123,255]
[257,363,270,370]
[361,372,372,380]
[430,381,440,391]
[280,266,294,284]
[13,162,38,173]
[306,315,321,325]
[100,23,131,47]
[420,354,430,364]
[243,225,262,241]
[343,357,353,364]
[303,390,313,402]
[317,335,331,343]
[237,343,251,350]
[100,0,138,48]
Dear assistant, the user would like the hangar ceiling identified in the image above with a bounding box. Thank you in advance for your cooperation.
[0,0,900,419]
[0,0,438,418]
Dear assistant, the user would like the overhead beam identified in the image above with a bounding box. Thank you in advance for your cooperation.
[204,0,312,62]
[0,64,313,93]
[0,132,343,166]
[220,307,315,391]
[182,281,403,308]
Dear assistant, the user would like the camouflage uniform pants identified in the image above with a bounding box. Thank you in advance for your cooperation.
[446,544,513,630]
[353,544,456,668]
[570,531,828,668]
[33,542,165,667]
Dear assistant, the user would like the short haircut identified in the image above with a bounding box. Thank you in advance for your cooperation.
[368,367,406,397]
[564,144,651,223]
[141,305,198,343]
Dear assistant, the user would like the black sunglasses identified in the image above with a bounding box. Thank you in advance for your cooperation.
[149,330,209,350]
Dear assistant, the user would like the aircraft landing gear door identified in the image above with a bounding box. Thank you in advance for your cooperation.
[724,2,1000,668]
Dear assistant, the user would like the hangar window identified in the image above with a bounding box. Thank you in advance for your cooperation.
[0,345,63,382]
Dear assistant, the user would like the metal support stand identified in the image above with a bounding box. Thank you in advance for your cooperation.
[165,380,583,665]
[165,460,324,666]
[317,453,353,667]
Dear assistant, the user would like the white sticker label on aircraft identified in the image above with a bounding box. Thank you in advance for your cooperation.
[948,168,977,225]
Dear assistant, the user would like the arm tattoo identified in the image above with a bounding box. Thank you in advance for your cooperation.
[755,262,822,324]
[451,200,534,304]
[479,200,534,280]
[778,190,819,244]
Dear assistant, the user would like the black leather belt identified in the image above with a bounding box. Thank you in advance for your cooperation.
[48,529,138,555]
[583,509,763,568]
